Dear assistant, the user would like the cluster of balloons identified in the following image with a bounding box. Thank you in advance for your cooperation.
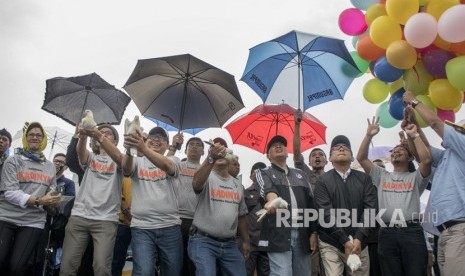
[339,0,465,128]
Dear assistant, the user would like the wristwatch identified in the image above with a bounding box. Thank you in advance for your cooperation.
[411,99,420,109]
[207,156,215,164]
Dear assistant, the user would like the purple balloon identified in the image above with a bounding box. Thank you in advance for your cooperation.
[422,49,456,78]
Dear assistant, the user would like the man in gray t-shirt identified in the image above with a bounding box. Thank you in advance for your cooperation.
[60,124,123,276]
[357,116,432,276]
[189,138,249,276]
[122,126,183,276]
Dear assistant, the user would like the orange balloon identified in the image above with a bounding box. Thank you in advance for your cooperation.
[357,35,386,61]
[433,36,451,51]
[450,41,465,56]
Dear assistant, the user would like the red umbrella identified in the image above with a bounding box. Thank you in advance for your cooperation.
[225,104,326,154]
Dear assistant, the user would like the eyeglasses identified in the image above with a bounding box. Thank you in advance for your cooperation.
[27,133,44,139]
[331,144,350,152]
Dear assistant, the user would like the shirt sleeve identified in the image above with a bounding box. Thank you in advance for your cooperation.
[0,156,20,192]
[238,185,248,217]
[4,190,30,208]
[369,164,384,187]
[443,125,465,159]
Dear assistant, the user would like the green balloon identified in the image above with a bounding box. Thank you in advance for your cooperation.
[403,61,433,96]
[363,78,389,103]
[446,56,465,91]
[376,101,399,128]
[415,95,437,128]
[351,51,370,77]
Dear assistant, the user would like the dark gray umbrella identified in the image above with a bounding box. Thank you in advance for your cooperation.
[123,54,244,130]
[42,72,131,125]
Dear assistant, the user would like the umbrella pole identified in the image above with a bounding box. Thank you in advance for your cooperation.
[298,53,302,110]
[49,130,57,160]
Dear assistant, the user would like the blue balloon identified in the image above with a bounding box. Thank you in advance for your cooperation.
[389,91,406,120]
[350,0,379,11]
[391,87,405,100]
[374,56,404,83]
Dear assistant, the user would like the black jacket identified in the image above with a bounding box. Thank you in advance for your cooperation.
[257,164,317,253]
[314,169,378,252]
[66,137,84,184]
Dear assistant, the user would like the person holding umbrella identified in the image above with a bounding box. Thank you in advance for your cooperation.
[122,126,183,276]
[0,122,61,275]
[60,124,123,276]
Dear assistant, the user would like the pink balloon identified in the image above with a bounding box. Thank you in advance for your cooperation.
[437,108,455,122]
[422,49,456,78]
[339,8,368,36]
[404,13,438,48]
[438,5,465,43]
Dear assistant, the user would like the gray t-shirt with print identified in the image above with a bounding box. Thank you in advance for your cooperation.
[0,155,57,226]
[192,171,248,239]
[370,165,429,223]
[130,156,181,229]
[72,153,122,222]
[173,160,200,219]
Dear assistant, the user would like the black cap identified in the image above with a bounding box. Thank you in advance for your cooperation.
[148,127,169,141]
[250,161,267,176]
[267,135,287,153]
[186,137,204,148]
[330,135,351,151]
[0,128,12,144]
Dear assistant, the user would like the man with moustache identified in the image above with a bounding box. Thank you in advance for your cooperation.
[189,138,249,276]
[314,135,377,276]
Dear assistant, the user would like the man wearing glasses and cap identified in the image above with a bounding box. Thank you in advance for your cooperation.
[403,91,465,275]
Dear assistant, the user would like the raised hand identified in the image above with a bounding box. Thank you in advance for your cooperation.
[366,116,380,137]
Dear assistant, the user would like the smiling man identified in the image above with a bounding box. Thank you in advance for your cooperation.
[122,126,183,276]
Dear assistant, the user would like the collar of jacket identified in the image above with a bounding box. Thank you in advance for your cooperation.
[270,163,288,174]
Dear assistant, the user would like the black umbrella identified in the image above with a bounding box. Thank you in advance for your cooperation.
[42,72,131,126]
[123,54,244,130]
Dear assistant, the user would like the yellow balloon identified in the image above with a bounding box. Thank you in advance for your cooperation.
[453,103,462,113]
[429,79,464,110]
[426,0,460,20]
[370,16,403,49]
[389,78,404,94]
[386,0,420,25]
[366,4,387,26]
[363,78,390,104]
[415,95,437,127]
[386,40,418,69]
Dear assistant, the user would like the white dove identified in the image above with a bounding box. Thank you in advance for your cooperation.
[124,115,142,156]
[256,197,289,222]
[81,110,97,129]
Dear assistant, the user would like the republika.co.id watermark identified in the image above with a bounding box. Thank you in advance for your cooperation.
[275,208,438,228]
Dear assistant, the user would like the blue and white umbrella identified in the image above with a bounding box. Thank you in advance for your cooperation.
[241,30,360,110]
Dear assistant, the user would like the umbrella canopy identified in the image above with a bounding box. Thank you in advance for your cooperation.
[124,54,244,130]
[225,103,326,154]
[144,116,205,135]
[42,72,131,126]
[241,30,360,110]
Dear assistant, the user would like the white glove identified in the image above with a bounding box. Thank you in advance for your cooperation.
[255,197,289,222]
[347,254,362,272]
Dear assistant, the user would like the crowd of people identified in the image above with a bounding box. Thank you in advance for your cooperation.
[0,90,464,276]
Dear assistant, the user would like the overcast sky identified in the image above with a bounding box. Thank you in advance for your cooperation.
[2,0,463,186]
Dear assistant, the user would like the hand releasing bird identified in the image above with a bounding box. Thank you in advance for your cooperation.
[256,197,289,222]
[124,115,143,156]
[81,110,97,129]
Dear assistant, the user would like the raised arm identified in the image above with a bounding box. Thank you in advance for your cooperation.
[293,109,304,163]
[357,117,380,173]
[192,143,225,193]
[404,123,432,178]
[403,91,444,138]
